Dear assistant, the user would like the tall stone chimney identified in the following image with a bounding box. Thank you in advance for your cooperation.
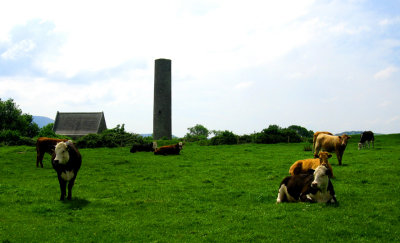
[153,58,172,140]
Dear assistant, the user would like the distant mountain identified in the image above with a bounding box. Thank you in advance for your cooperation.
[335,131,363,136]
[139,134,178,139]
[33,116,54,128]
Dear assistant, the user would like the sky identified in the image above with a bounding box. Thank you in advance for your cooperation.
[0,0,399,137]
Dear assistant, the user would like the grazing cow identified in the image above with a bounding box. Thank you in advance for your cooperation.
[289,151,334,178]
[314,134,351,165]
[312,131,333,153]
[277,165,337,204]
[36,137,68,168]
[130,142,157,153]
[154,142,183,155]
[52,141,82,200]
[358,131,374,150]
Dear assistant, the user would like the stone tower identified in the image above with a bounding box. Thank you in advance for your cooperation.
[153,58,172,140]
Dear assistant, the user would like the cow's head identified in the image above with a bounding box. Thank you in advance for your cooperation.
[152,141,158,150]
[358,142,363,150]
[178,142,183,150]
[339,134,351,147]
[316,151,332,165]
[54,141,70,164]
[311,165,332,190]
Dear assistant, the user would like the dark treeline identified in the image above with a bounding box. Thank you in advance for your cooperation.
[184,124,314,146]
[0,98,314,147]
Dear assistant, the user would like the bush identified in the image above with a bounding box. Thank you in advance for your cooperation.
[210,130,238,145]
[0,130,35,146]
[238,134,253,144]
[0,130,21,145]
[75,124,144,148]
[303,144,313,151]
[37,123,70,140]
[253,125,302,144]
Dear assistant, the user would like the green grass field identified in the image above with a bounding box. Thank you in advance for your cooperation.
[1,134,400,242]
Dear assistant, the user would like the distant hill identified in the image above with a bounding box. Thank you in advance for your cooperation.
[335,131,363,136]
[140,134,178,139]
[32,116,54,128]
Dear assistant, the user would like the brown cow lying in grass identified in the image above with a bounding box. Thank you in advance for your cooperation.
[314,134,351,165]
[289,151,334,178]
[154,142,183,155]
[36,137,68,168]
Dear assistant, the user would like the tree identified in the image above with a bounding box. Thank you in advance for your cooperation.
[288,125,314,138]
[184,124,210,141]
[210,130,238,145]
[0,98,39,137]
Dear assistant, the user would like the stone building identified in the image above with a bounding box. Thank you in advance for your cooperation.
[53,111,107,138]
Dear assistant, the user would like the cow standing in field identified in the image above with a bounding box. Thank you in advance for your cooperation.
[312,131,333,153]
[52,141,82,200]
[314,134,351,165]
[277,165,337,204]
[130,142,157,153]
[154,142,183,155]
[289,151,334,178]
[36,137,68,168]
[358,131,374,150]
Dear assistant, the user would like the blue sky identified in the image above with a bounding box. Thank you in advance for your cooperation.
[0,0,399,137]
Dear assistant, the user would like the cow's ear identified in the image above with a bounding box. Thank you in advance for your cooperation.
[307,169,315,174]
[314,154,319,158]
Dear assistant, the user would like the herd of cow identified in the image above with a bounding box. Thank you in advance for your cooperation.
[277,130,374,204]
[35,131,374,203]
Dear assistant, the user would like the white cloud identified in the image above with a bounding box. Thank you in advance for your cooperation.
[1,39,36,60]
[234,81,253,90]
[379,16,400,26]
[1,0,400,136]
[374,66,399,79]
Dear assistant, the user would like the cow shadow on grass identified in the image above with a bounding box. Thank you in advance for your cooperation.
[62,198,90,210]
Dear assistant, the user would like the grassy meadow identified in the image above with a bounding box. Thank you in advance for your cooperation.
[1,134,400,242]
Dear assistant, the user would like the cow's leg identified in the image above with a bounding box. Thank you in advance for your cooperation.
[336,150,343,165]
[67,177,76,200]
[37,151,45,168]
[58,176,67,200]
[276,184,287,203]
[314,144,320,158]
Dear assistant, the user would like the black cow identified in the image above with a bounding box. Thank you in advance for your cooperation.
[130,142,157,153]
[52,141,82,200]
[276,165,337,204]
[358,131,374,150]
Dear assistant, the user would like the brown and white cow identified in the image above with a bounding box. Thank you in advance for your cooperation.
[289,151,334,178]
[36,137,68,168]
[358,131,374,150]
[154,142,183,155]
[312,131,333,153]
[52,141,82,200]
[277,165,337,204]
[314,134,351,165]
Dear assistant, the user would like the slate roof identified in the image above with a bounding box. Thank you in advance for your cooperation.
[53,112,107,138]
